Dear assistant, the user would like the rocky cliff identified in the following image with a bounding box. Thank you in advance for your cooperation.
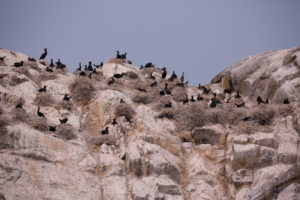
[0,47,300,200]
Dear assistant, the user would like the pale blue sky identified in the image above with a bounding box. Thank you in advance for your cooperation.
[1,0,300,85]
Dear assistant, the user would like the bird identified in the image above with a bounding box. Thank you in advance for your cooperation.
[210,101,217,108]
[120,98,125,103]
[79,71,86,76]
[13,61,24,67]
[164,102,172,108]
[183,95,189,104]
[87,61,93,71]
[161,67,167,79]
[176,82,185,87]
[138,88,147,93]
[114,73,125,78]
[211,93,221,104]
[93,62,103,68]
[92,68,98,74]
[283,97,289,104]
[257,96,264,104]
[0,56,6,61]
[39,61,47,66]
[108,78,115,85]
[235,91,241,99]
[88,73,92,79]
[63,94,70,101]
[116,50,122,59]
[144,62,154,68]
[46,67,53,72]
[112,118,117,126]
[150,81,157,87]
[39,48,47,60]
[164,83,171,95]
[37,107,45,117]
[265,99,269,104]
[38,86,47,92]
[180,72,184,82]
[49,59,55,67]
[169,71,177,81]
[76,62,82,71]
[55,59,62,66]
[84,65,88,71]
[197,94,203,101]
[28,57,36,61]
[101,127,109,135]
[235,102,245,108]
[15,103,23,109]
[190,95,196,102]
[159,90,166,96]
[49,126,56,132]
[59,118,68,124]
[149,75,156,80]
[121,52,127,60]
[199,84,210,94]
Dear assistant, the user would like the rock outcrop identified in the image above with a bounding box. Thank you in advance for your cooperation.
[0,47,300,199]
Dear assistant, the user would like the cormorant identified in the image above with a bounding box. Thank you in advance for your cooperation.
[56,59,62,66]
[101,127,109,135]
[197,94,203,101]
[149,75,155,80]
[161,67,167,79]
[63,94,70,101]
[120,98,125,103]
[257,96,264,104]
[79,71,86,76]
[190,95,196,102]
[265,99,269,104]
[183,95,189,104]
[283,97,289,104]
[38,86,47,92]
[164,102,172,108]
[93,62,103,68]
[138,88,147,93]
[84,65,87,71]
[144,62,154,68]
[37,107,45,117]
[49,59,55,67]
[169,71,177,81]
[40,48,47,60]
[76,62,82,71]
[92,68,98,74]
[15,103,23,109]
[0,56,6,61]
[88,73,92,79]
[49,126,56,132]
[150,81,157,87]
[108,78,115,85]
[164,83,171,95]
[210,101,217,108]
[46,67,53,72]
[87,61,93,71]
[159,90,165,96]
[211,93,221,104]
[116,50,121,59]
[140,65,144,70]
[59,118,68,124]
[180,72,184,82]
[13,61,24,67]
[235,91,241,99]
[112,118,117,126]
[28,57,36,61]
[198,84,210,94]
[176,82,184,87]
[235,102,245,108]
[121,52,127,60]
[114,73,125,78]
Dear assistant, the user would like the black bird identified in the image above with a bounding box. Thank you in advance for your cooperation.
[49,126,56,132]
[76,62,82,71]
[210,101,217,108]
[169,71,177,81]
[140,65,144,70]
[199,84,210,94]
[92,68,98,74]
[59,118,68,124]
[138,88,147,93]
[161,67,167,79]
[235,91,241,99]
[164,102,172,108]
[265,99,269,104]
[38,86,47,92]
[79,71,86,76]
[112,118,117,126]
[0,56,6,61]
[40,48,47,60]
[13,61,24,67]
[49,59,55,67]
[101,127,109,135]
[144,62,154,68]
[15,103,23,109]
[159,90,165,96]
[211,93,221,104]
[176,82,184,87]
[235,102,245,108]
[108,78,115,85]
[84,65,88,71]
[190,95,196,102]
[116,50,122,59]
[197,94,203,101]
[121,52,127,60]
[56,59,62,66]
[243,116,251,121]
[164,83,171,95]
[37,107,45,117]
[114,73,125,78]
[39,61,47,66]
[87,61,93,71]
[28,57,36,61]
[150,81,157,87]
[63,94,70,101]
[283,97,289,104]
[183,95,189,104]
[257,96,264,104]
[120,98,125,103]
[46,67,53,72]
[180,72,184,82]
[88,73,92,79]
[93,62,103,68]
[149,75,155,80]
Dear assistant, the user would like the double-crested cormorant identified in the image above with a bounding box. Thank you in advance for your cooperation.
[116,50,121,59]
[13,61,24,67]
[161,67,167,79]
[235,91,241,99]
[169,71,177,81]
[101,127,109,135]
[56,59,62,66]
[108,78,115,85]
[0,56,6,61]
[164,102,172,108]
[164,83,171,95]
[199,84,210,94]
[159,90,165,96]
[144,62,154,68]
[38,86,47,92]
[149,75,155,80]
[88,73,92,79]
[112,118,117,126]
[49,126,56,132]
[180,72,184,82]
[138,88,147,93]
[235,102,245,108]
[49,59,55,67]
[120,98,125,103]
[79,71,86,76]
[76,62,82,71]
[283,97,289,104]
[176,82,184,87]
[197,94,203,101]
[28,57,36,61]
[15,103,23,109]
[93,62,103,68]
[92,68,98,74]
[183,95,189,104]
[121,52,127,60]
[210,101,217,108]
[40,48,47,60]
[46,67,53,72]
[114,73,125,78]
[63,94,70,101]
[190,95,196,102]
[37,107,45,117]
[87,61,93,71]
[257,96,264,104]
[59,118,68,124]
[150,81,157,87]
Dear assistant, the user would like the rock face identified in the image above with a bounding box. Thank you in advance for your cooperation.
[0,47,300,199]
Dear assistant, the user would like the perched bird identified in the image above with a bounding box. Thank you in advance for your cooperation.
[164,102,172,108]
[112,118,117,126]
[15,103,23,109]
[92,68,98,74]
[138,88,147,93]
[235,91,241,99]
[101,127,109,135]
[63,94,70,101]
[176,82,184,87]
[13,61,24,67]
[49,59,55,67]
[38,86,47,92]
[37,107,45,117]
[211,93,221,104]
[159,90,165,96]
[39,48,47,60]
[87,61,93,71]
[257,96,264,104]
[56,59,62,66]
[79,71,86,76]
[164,83,171,95]
[28,57,36,61]
[149,75,155,80]
[108,78,115,85]
[114,73,125,78]
[180,72,184,82]
[46,67,53,72]
[197,94,203,101]
[0,56,6,61]
[235,102,245,108]
[150,81,157,87]
[88,73,92,79]
[283,97,289,104]
[190,95,196,102]
[183,95,189,104]
[49,126,56,132]
[120,98,125,103]
[199,84,210,94]
[169,71,177,81]
[144,62,154,68]
[210,101,217,108]
[93,62,103,68]
[161,67,167,79]
[59,118,68,124]
[76,62,82,71]
[116,50,122,59]
[265,99,269,104]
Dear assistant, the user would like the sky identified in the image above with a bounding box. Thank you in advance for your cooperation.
[0,0,300,85]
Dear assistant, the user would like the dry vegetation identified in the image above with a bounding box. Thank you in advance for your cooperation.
[38,72,57,82]
[126,71,139,79]
[56,101,74,111]
[93,135,118,146]
[132,93,154,104]
[54,124,76,140]
[9,75,28,86]
[33,93,56,107]
[70,78,95,104]
[115,103,136,121]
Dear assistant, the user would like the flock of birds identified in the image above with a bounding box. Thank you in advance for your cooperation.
[1,48,291,137]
